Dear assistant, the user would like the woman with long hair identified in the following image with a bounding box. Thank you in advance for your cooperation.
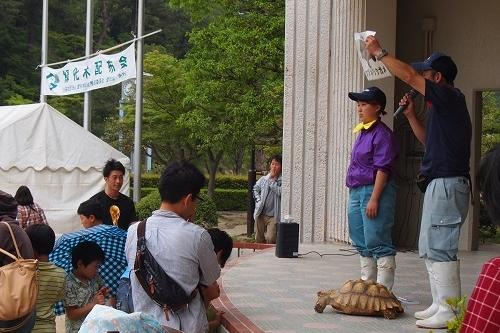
[14,185,48,229]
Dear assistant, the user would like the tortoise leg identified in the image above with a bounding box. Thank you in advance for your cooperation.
[382,310,396,319]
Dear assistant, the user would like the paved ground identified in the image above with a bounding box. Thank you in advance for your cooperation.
[217,242,500,333]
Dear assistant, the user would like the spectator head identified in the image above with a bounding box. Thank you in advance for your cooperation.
[103,159,125,194]
[71,241,105,279]
[103,159,126,178]
[158,161,205,220]
[269,154,282,178]
[26,224,56,256]
[207,228,233,268]
[77,200,104,228]
[14,186,34,206]
[479,145,500,226]
[0,190,18,220]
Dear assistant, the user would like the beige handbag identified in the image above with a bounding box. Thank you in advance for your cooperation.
[0,221,38,324]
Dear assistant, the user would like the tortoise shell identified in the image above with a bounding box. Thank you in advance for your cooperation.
[314,279,404,319]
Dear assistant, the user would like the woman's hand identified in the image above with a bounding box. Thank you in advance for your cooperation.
[366,198,379,219]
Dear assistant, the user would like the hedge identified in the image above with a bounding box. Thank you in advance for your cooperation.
[132,174,248,190]
[140,174,161,188]
[214,175,247,189]
[136,191,218,228]
[136,188,248,218]
[200,189,248,211]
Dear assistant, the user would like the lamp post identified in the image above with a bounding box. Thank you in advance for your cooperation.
[247,147,257,237]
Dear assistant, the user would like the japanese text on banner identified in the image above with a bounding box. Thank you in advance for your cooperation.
[41,44,136,96]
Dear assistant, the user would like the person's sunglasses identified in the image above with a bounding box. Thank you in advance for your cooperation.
[193,194,204,202]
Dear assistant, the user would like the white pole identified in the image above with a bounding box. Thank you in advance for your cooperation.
[83,0,93,131]
[40,0,48,103]
[133,0,144,202]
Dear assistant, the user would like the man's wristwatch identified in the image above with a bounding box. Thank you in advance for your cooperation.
[374,48,388,61]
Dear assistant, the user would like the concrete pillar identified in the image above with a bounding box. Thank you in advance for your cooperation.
[283,0,366,243]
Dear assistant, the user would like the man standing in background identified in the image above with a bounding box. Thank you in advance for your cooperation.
[253,155,282,244]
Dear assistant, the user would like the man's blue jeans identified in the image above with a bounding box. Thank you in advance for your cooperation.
[348,181,396,259]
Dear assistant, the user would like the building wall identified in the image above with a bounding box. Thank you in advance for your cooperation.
[282,0,396,242]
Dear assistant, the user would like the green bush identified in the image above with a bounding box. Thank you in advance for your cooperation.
[140,174,160,188]
[135,190,218,228]
[136,191,161,220]
[201,188,248,211]
[446,296,467,333]
[215,175,248,189]
[129,187,157,199]
[195,193,218,228]
[132,174,249,190]
[142,187,156,198]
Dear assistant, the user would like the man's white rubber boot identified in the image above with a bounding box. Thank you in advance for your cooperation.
[415,259,439,320]
[416,260,461,329]
[360,256,377,282]
[376,256,396,290]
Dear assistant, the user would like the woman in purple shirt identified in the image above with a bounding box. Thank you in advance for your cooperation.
[346,87,398,290]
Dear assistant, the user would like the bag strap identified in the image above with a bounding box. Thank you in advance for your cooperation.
[133,219,197,317]
[0,221,23,259]
[134,219,156,300]
[0,312,33,333]
[134,219,169,315]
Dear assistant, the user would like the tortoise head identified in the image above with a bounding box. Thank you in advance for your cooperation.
[314,290,334,313]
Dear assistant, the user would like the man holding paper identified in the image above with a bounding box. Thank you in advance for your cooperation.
[364,36,471,329]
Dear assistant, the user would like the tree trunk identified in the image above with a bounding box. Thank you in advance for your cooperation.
[97,0,111,46]
[206,149,223,198]
[232,147,244,174]
[255,147,266,172]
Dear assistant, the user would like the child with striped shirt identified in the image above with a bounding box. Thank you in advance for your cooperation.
[26,224,66,333]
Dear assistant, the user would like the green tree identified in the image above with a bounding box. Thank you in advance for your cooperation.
[104,48,199,165]
[179,0,284,197]
[481,91,500,155]
[0,0,191,138]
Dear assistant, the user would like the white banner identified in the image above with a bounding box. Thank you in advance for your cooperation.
[354,31,391,81]
[41,44,136,96]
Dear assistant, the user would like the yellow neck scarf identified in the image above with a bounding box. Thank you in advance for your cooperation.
[353,119,377,133]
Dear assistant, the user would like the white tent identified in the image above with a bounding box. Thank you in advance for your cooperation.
[0,103,130,233]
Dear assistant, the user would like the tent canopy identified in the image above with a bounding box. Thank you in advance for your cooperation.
[0,103,129,171]
[0,103,130,233]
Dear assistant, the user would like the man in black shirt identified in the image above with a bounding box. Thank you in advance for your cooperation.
[365,38,471,329]
[90,159,137,231]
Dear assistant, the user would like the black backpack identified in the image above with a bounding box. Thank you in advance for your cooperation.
[134,219,196,320]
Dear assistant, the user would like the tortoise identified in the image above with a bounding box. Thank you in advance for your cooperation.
[314,279,404,319]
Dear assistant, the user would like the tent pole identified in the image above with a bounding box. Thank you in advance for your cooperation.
[83,0,93,131]
[133,0,144,202]
[40,0,48,103]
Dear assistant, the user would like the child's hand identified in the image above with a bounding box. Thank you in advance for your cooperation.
[107,295,117,308]
[214,308,224,326]
[92,287,107,305]
[201,281,220,305]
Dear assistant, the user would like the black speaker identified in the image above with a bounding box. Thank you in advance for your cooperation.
[275,222,299,258]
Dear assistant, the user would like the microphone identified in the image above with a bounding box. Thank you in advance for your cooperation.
[394,89,418,117]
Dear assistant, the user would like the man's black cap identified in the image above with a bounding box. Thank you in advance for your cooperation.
[411,52,458,84]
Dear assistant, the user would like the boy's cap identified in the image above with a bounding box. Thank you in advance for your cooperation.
[411,52,458,83]
[0,190,18,219]
[348,86,387,114]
